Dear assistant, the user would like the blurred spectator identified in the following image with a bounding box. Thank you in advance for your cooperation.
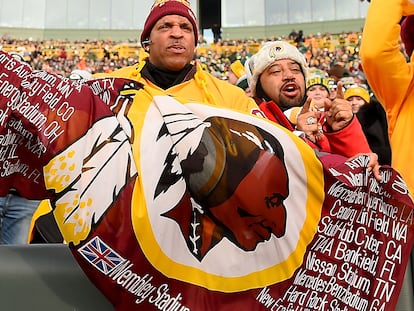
[0,52,41,245]
[345,85,391,165]
[305,68,331,112]
[227,59,246,85]
[68,69,92,80]
[212,23,222,43]
[344,85,370,114]
[0,192,41,244]
[235,74,252,97]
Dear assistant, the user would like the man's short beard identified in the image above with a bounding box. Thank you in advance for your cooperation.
[277,94,303,111]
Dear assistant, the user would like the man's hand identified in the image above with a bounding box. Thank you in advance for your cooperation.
[296,96,323,143]
[324,81,353,131]
[347,152,382,181]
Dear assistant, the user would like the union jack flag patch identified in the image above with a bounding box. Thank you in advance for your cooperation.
[78,236,125,275]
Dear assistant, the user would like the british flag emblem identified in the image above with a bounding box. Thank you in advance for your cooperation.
[78,236,125,275]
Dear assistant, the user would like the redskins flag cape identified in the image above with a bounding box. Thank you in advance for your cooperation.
[0,50,413,311]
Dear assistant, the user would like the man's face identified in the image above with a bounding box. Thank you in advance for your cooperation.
[148,14,196,71]
[209,151,288,251]
[259,59,305,109]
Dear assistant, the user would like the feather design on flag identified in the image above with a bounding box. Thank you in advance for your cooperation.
[152,96,211,197]
[44,115,137,245]
[155,99,209,162]
[109,81,142,141]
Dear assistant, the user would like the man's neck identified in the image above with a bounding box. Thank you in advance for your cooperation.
[141,61,195,89]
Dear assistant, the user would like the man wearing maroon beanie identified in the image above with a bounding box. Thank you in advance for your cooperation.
[99,0,258,118]
[98,0,258,113]
[140,0,198,48]
[138,0,199,73]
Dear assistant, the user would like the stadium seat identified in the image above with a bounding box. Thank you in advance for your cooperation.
[0,244,113,310]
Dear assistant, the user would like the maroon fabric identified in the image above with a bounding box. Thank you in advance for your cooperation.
[401,16,414,57]
[0,50,413,311]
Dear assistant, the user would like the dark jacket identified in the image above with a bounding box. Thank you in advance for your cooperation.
[356,96,392,165]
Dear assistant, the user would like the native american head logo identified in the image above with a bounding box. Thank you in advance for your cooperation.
[151,104,289,261]
[134,95,323,289]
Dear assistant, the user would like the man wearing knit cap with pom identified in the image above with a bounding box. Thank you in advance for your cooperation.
[361,1,414,309]
[244,41,374,158]
[103,0,258,114]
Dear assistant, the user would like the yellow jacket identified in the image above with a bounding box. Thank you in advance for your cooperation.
[95,59,258,115]
[360,0,414,196]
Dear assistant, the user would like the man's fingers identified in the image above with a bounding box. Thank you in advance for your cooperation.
[336,81,344,99]
[347,153,382,182]
[298,96,313,115]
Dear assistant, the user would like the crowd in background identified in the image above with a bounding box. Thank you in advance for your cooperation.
[1,27,409,169]
[0,30,409,82]
[1,29,403,168]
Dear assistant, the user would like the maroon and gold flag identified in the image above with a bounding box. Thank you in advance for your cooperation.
[0,50,413,310]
